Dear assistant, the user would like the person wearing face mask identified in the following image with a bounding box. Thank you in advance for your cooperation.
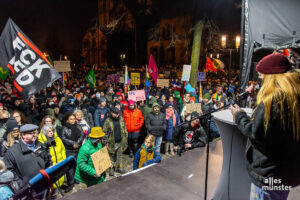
[74,127,106,187]
[103,107,128,176]
[123,100,144,158]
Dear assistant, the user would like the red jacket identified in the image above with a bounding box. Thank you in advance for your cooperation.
[123,108,144,133]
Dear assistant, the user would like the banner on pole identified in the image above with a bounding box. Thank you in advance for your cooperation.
[181,65,191,82]
[128,90,146,102]
[0,18,61,100]
[157,79,169,88]
[131,73,140,85]
[197,72,206,82]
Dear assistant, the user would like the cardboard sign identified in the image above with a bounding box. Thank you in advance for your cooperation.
[157,79,169,88]
[197,72,206,82]
[128,90,146,101]
[119,76,124,84]
[181,65,191,81]
[54,61,71,72]
[131,73,140,85]
[91,146,112,176]
[186,103,202,114]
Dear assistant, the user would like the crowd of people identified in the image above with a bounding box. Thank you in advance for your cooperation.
[0,67,244,199]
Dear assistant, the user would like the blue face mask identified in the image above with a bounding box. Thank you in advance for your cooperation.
[96,94,100,98]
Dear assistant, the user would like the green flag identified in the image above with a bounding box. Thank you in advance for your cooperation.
[85,67,96,88]
[0,66,9,80]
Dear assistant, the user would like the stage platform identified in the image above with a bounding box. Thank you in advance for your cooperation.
[62,140,300,200]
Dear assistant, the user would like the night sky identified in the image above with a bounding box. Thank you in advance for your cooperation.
[0,0,241,64]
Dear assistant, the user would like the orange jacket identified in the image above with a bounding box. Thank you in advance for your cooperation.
[123,108,144,133]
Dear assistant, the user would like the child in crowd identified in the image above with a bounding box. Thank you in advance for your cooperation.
[133,135,161,170]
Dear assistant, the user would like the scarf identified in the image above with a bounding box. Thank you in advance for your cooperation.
[166,107,176,127]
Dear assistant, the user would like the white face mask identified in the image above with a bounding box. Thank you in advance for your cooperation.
[96,94,100,98]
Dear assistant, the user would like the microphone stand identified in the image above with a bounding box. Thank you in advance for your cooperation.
[175,93,248,200]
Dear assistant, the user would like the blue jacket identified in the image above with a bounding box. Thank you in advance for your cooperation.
[133,144,161,170]
[94,107,109,128]
[165,104,181,141]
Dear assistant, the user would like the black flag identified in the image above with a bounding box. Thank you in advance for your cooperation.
[0,18,61,100]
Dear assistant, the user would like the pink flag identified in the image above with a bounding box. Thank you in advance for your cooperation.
[148,54,158,85]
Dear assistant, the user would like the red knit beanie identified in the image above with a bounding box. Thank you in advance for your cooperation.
[256,53,291,74]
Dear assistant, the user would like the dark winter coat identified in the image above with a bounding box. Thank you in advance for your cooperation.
[146,111,166,137]
[61,124,84,153]
[234,102,300,187]
[172,122,207,148]
[94,107,109,128]
[4,140,49,189]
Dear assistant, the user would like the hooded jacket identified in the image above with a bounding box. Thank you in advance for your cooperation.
[165,103,181,141]
[75,139,106,187]
[123,107,144,133]
[142,97,157,120]
[38,133,66,188]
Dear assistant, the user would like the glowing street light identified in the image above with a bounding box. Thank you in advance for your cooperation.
[236,36,241,49]
[221,35,227,49]
[120,54,126,67]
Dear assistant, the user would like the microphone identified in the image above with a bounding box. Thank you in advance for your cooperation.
[237,91,249,101]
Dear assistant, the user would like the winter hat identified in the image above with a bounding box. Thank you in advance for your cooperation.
[256,53,291,74]
[217,87,223,92]
[203,93,211,100]
[0,102,3,107]
[116,92,122,96]
[112,94,118,100]
[100,97,106,103]
[128,100,135,106]
[6,118,19,134]
[174,91,180,98]
[152,102,160,109]
[191,111,200,119]
[111,107,120,114]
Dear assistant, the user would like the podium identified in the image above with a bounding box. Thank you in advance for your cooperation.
[211,109,252,200]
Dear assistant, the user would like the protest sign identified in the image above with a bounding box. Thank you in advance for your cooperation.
[159,74,164,79]
[91,146,112,176]
[128,90,146,101]
[0,18,61,100]
[157,79,169,88]
[131,73,140,85]
[54,61,71,72]
[186,103,202,114]
[119,76,124,84]
[107,73,120,84]
[181,65,191,81]
[197,72,206,82]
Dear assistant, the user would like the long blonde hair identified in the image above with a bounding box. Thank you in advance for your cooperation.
[7,131,20,147]
[256,69,300,140]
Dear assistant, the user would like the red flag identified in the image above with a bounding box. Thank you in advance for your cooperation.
[148,54,158,85]
[206,57,218,72]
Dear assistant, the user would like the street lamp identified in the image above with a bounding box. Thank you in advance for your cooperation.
[120,54,126,67]
[221,35,240,83]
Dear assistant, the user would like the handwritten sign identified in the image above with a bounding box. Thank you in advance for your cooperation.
[186,103,202,114]
[128,90,146,101]
[181,65,191,81]
[91,146,112,176]
[197,72,206,82]
[131,73,140,85]
[157,79,169,88]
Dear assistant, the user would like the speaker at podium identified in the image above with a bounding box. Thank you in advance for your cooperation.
[211,108,253,200]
